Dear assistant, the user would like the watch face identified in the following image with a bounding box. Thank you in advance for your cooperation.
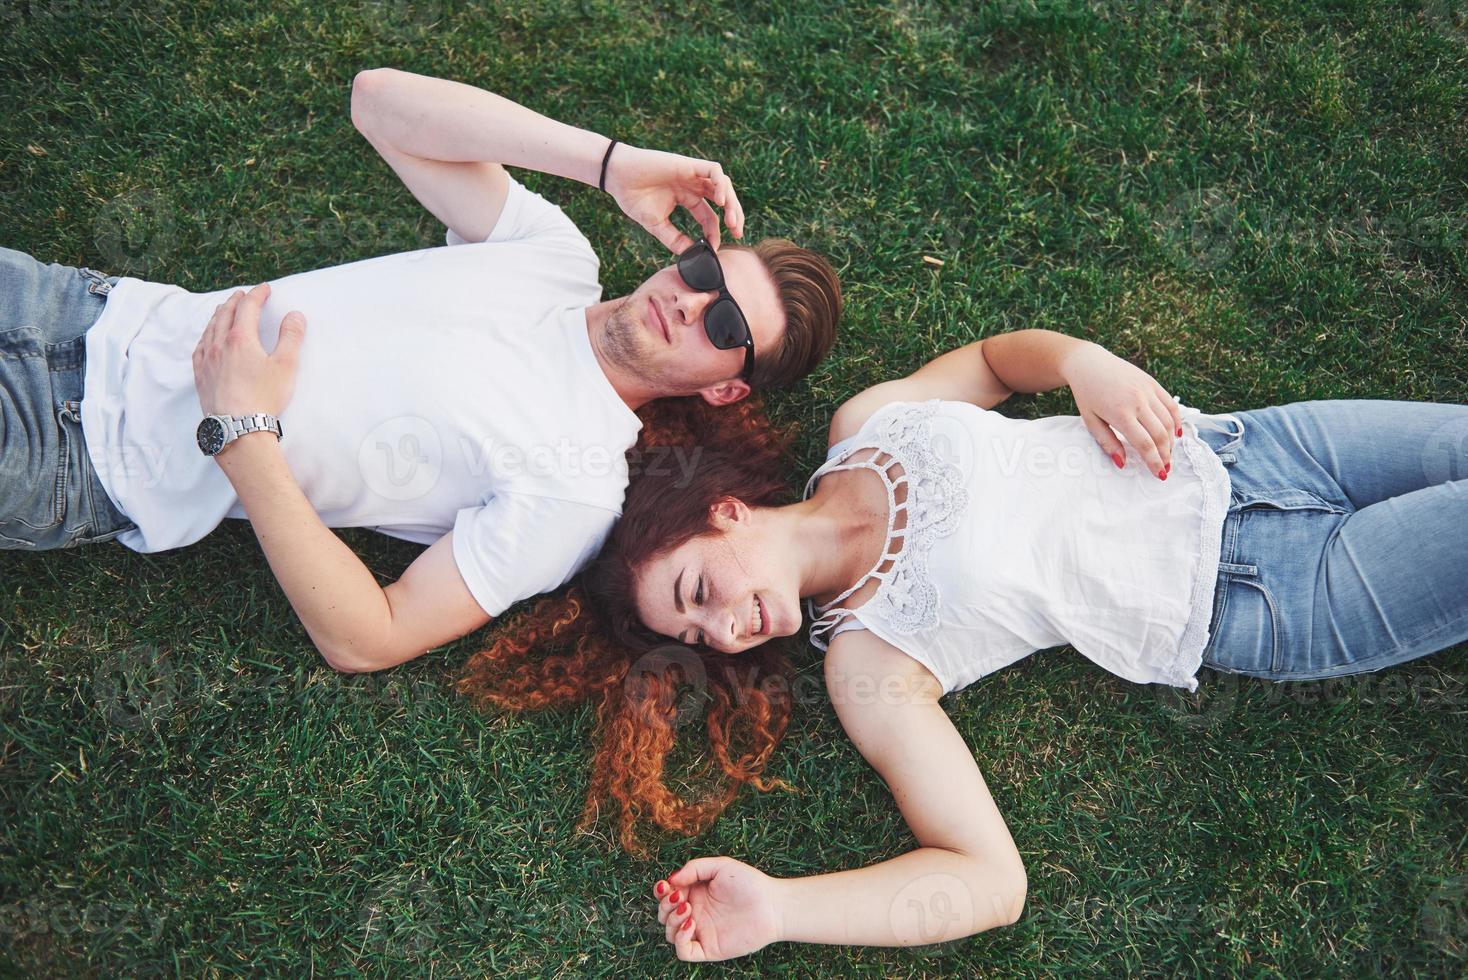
[196,416,227,456]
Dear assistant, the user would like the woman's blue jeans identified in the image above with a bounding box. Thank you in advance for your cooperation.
[1195,400,1468,680]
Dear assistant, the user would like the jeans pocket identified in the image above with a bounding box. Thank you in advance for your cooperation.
[0,326,69,537]
[1206,570,1282,675]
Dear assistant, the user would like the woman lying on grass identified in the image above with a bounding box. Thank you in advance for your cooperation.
[578,328,1468,960]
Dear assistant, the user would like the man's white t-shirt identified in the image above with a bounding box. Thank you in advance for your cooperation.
[80,178,643,617]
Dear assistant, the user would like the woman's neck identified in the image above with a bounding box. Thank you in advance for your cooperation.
[767,477,889,604]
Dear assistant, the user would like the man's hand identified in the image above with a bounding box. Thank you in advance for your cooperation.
[1061,343,1183,478]
[652,857,782,962]
[192,283,307,421]
[604,144,745,254]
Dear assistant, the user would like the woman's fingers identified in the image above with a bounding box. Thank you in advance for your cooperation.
[1145,399,1177,469]
[1080,409,1126,469]
[1160,387,1184,436]
[1118,414,1168,478]
[671,911,704,961]
[664,899,693,944]
[655,884,683,925]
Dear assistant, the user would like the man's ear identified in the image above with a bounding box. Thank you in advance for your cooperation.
[708,497,750,528]
[698,379,751,407]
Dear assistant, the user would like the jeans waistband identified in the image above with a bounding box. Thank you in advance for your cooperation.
[1191,412,1244,438]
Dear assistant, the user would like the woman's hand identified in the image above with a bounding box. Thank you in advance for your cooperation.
[603,144,744,254]
[652,856,781,961]
[192,282,306,420]
[1061,344,1184,479]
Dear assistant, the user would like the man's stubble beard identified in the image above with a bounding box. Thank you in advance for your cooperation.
[600,296,701,398]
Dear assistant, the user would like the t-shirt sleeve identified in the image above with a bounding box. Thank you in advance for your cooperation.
[449,492,617,617]
[444,177,596,261]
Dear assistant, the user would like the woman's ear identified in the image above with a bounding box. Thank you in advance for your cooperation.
[708,496,751,528]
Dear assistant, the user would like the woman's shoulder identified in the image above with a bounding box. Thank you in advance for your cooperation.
[827,389,997,452]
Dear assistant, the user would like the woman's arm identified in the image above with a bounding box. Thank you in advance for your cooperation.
[650,630,1026,961]
[828,328,1183,478]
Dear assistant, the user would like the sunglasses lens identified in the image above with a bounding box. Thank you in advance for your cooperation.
[678,243,723,291]
[704,299,748,349]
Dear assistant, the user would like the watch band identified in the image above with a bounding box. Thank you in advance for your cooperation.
[226,413,282,440]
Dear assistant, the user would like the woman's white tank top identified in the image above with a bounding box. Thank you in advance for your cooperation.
[804,399,1239,693]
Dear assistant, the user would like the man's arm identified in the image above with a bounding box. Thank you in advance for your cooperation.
[193,285,490,672]
[217,435,490,672]
[349,67,743,251]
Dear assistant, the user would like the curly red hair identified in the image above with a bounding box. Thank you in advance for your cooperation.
[453,396,800,855]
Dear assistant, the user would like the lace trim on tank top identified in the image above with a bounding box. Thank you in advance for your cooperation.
[804,400,969,650]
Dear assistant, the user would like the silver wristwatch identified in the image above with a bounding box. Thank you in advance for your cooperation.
[196,413,283,456]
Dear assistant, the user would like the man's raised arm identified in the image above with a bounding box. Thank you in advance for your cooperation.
[350,67,743,252]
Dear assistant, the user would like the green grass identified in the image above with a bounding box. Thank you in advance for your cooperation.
[2,0,1466,974]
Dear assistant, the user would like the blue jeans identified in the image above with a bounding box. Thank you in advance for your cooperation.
[0,246,137,549]
[1195,400,1468,680]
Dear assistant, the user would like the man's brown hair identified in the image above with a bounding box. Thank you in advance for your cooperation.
[735,238,841,390]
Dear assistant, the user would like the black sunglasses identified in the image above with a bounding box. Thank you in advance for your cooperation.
[676,239,755,381]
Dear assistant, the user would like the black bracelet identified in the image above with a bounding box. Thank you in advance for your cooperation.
[599,138,618,193]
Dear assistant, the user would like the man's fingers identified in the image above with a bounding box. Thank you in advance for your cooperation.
[233,283,271,331]
[724,181,745,239]
[646,216,693,255]
[271,311,307,363]
[684,197,721,250]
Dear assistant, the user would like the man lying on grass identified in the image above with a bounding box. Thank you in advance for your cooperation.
[0,68,842,672]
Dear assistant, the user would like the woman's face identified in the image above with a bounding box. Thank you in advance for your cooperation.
[633,502,801,654]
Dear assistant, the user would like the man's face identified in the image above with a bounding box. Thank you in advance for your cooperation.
[600,248,786,404]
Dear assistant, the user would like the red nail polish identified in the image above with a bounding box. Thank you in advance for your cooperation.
[680,917,694,931]
[677,902,690,915]
[1165,462,1171,473]
[1176,427,1183,437]
[1111,452,1124,469]
[655,882,667,897]
[669,890,681,904]
[1158,468,1167,480]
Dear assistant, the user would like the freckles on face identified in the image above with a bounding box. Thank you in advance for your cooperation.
[635,533,766,652]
